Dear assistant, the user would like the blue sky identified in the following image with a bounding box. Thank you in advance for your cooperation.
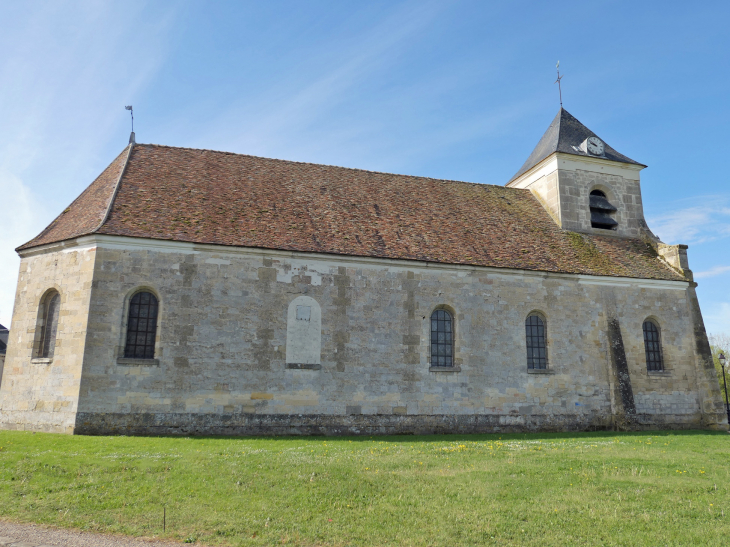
[1,1,729,334]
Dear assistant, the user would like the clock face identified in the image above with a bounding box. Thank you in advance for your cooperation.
[586,136,604,156]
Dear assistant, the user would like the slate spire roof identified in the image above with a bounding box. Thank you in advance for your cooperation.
[17,141,682,281]
[509,108,645,183]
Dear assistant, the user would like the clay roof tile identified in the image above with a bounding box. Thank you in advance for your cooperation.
[18,143,682,282]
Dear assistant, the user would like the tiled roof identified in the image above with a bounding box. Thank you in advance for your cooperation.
[18,143,683,281]
[20,146,131,250]
[510,109,645,182]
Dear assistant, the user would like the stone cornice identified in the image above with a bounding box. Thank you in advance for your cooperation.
[507,152,644,188]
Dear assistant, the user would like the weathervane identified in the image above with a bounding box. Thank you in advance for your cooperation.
[555,61,563,108]
[125,105,135,144]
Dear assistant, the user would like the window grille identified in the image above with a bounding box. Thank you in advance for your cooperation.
[124,291,159,359]
[430,309,453,367]
[643,320,664,371]
[39,292,60,358]
[525,314,547,369]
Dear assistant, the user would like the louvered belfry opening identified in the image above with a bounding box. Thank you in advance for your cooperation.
[589,190,618,230]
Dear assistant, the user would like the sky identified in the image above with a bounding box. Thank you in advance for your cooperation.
[1,1,729,335]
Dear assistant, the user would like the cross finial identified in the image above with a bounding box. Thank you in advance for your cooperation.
[554,61,563,108]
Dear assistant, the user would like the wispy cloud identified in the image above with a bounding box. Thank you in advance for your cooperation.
[650,195,730,337]
[648,196,730,245]
[0,1,178,326]
[0,171,48,328]
[195,1,447,160]
[695,265,730,279]
[185,0,521,176]
[705,302,730,338]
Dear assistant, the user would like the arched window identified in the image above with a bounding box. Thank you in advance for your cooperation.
[525,314,547,370]
[589,189,618,230]
[124,291,159,359]
[38,291,61,358]
[430,309,453,367]
[643,320,664,371]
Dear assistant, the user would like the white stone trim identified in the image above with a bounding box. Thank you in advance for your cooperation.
[18,234,689,291]
[507,152,644,188]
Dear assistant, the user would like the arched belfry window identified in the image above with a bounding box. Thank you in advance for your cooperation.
[525,314,547,370]
[589,190,618,230]
[124,291,159,359]
[643,320,664,372]
[431,309,454,367]
[37,291,61,358]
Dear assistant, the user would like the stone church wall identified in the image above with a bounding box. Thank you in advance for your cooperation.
[0,245,96,433]
[1,237,724,436]
[56,237,724,435]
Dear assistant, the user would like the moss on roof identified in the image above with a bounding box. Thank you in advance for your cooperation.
[19,143,683,282]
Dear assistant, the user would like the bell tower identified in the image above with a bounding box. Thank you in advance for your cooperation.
[506,109,654,240]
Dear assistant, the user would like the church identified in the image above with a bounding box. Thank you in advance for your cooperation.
[0,109,725,435]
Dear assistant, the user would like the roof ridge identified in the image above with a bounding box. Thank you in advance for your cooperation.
[93,143,134,234]
[133,142,520,192]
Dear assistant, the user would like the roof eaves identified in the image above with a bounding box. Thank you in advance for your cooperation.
[557,148,647,169]
[506,152,559,187]
[508,109,646,184]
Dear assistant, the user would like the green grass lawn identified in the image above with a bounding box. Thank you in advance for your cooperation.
[0,430,729,546]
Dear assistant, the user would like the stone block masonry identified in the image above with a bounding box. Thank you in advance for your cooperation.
[0,235,726,435]
[0,245,96,433]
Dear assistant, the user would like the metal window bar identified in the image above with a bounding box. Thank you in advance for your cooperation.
[525,315,547,369]
[430,309,453,367]
[643,321,663,371]
[124,292,159,359]
[40,293,60,358]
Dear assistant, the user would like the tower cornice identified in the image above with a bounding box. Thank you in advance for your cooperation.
[507,151,645,188]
